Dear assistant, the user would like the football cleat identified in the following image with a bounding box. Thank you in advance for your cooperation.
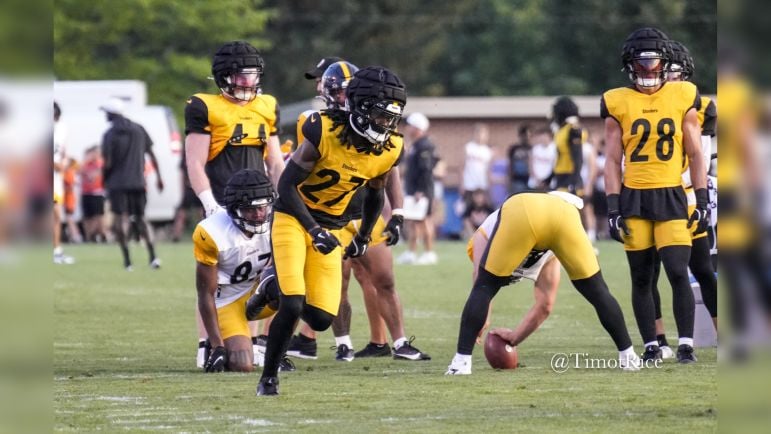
[660,345,675,360]
[256,376,279,396]
[354,342,392,358]
[445,355,472,375]
[415,251,438,265]
[396,251,417,265]
[286,334,318,360]
[334,344,355,362]
[641,345,662,362]
[676,344,697,364]
[53,253,75,265]
[196,341,206,369]
[150,258,162,269]
[393,336,431,361]
[253,335,267,367]
[278,356,296,372]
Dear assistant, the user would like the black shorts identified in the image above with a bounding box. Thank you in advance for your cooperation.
[82,195,105,218]
[108,189,147,216]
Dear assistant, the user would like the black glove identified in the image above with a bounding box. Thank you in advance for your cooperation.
[383,214,404,246]
[309,227,340,255]
[687,188,710,235]
[204,346,227,372]
[344,233,371,259]
[607,193,630,243]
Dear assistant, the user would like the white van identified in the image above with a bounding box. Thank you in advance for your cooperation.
[57,104,183,223]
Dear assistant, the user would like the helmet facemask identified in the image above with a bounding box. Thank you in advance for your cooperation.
[349,99,404,151]
[211,41,264,103]
[222,67,262,102]
[628,51,668,88]
[232,197,273,235]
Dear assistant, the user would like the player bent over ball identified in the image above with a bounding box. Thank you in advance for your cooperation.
[194,169,278,372]
[446,192,641,375]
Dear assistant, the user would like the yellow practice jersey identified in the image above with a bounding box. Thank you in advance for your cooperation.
[718,77,756,191]
[296,109,315,145]
[553,122,584,175]
[290,112,403,228]
[601,81,700,189]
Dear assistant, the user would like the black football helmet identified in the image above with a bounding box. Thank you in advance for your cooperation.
[321,61,359,110]
[211,41,264,102]
[668,41,695,81]
[346,66,406,151]
[621,27,672,88]
[223,169,275,235]
[551,96,579,126]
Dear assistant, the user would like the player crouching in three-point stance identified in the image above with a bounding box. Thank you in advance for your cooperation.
[446,192,640,375]
[258,66,407,396]
[194,169,278,372]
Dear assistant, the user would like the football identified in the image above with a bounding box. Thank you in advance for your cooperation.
[484,332,519,370]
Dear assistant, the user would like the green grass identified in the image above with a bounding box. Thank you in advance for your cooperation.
[54,240,716,432]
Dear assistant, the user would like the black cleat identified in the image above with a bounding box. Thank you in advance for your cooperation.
[641,345,662,362]
[335,344,354,362]
[257,376,279,396]
[279,356,296,372]
[354,342,392,358]
[676,344,697,364]
[286,334,318,360]
[393,336,431,361]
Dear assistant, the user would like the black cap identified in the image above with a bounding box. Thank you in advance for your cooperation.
[304,56,343,79]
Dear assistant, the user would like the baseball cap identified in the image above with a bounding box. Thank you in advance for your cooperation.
[405,112,430,132]
[99,97,126,115]
[305,56,343,79]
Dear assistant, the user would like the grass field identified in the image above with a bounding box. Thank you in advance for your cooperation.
[53,240,716,432]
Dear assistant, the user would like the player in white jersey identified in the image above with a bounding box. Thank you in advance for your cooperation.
[194,169,278,372]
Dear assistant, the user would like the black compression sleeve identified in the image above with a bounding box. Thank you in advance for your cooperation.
[358,185,384,238]
[277,160,318,232]
[569,128,583,182]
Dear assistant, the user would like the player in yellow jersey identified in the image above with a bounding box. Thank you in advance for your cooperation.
[286,60,429,362]
[647,41,718,357]
[185,41,286,369]
[602,28,709,364]
[551,96,584,195]
[257,67,407,396]
[194,170,277,372]
[446,192,640,374]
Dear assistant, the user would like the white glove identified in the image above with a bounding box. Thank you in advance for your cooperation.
[198,189,223,217]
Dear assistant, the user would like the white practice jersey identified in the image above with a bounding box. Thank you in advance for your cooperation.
[193,210,272,308]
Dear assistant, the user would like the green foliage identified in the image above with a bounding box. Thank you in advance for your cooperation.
[54,240,716,432]
[54,0,717,120]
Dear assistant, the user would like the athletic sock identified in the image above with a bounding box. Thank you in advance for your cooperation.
[393,337,407,350]
[656,334,669,347]
[619,346,637,359]
[644,341,659,348]
[198,339,206,348]
[679,337,694,347]
[298,333,316,343]
[452,353,472,364]
[335,335,353,349]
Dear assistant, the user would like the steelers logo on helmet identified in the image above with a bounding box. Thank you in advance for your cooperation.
[211,41,265,102]
[621,27,672,89]
[223,169,276,235]
[321,61,359,110]
[346,66,407,152]
[667,41,695,82]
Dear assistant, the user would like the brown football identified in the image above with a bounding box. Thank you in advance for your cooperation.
[484,332,519,369]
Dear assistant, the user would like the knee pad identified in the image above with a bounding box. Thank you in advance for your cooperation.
[473,267,509,298]
[278,294,304,318]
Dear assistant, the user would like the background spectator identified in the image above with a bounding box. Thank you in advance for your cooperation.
[399,112,439,265]
[488,144,509,208]
[461,123,492,205]
[62,157,82,243]
[527,126,556,191]
[592,139,608,239]
[580,135,598,243]
[462,189,495,239]
[80,145,106,243]
[507,124,532,195]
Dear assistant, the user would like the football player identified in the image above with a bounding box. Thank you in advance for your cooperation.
[257,66,407,396]
[446,192,640,375]
[602,28,708,363]
[194,169,278,372]
[286,60,429,362]
[550,96,584,195]
[649,41,718,357]
[185,41,286,368]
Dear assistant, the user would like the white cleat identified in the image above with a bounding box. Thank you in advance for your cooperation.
[54,253,75,265]
[620,353,641,371]
[445,356,472,375]
[196,346,205,369]
[396,251,417,265]
[416,251,438,265]
[253,344,266,367]
[660,345,675,359]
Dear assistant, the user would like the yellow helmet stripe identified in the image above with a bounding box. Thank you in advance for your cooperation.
[340,62,352,80]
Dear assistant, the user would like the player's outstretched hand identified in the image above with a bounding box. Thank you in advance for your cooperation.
[204,346,227,372]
